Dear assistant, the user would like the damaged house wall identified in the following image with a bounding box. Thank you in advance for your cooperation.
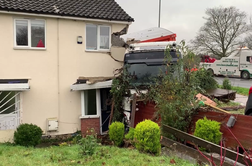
[110,25,129,63]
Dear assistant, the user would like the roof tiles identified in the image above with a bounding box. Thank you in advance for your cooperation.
[0,0,134,22]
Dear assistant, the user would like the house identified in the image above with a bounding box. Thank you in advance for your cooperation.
[122,27,176,44]
[0,0,134,142]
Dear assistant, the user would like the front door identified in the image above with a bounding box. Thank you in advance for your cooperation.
[100,88,112,133]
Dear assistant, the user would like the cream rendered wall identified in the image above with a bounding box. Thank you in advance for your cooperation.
[57,19,126,134]
[0,13,127,141]
[0,14,59,141]
[0,130,14,142]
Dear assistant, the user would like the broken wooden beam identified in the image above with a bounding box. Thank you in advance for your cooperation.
[219,106,245,111]
[109,101,115,126]
[204,103,230,114]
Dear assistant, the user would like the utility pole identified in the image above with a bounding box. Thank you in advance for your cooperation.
[158,0,161,27]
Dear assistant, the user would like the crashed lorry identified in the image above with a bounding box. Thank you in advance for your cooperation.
[121,43,252,160]
[121,41,181,129]
[200,47,252,79]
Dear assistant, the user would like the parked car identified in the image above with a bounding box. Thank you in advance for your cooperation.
[244,86,252,115]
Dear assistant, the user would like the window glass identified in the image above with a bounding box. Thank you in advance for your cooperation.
[128,64,167,85]
[85,89,97,115]
[31,20,45,48]
[16,20,28,46]
[246,56,252,63]
[86,24,97,50]
[100,26,110,49]
[0,91,16,114]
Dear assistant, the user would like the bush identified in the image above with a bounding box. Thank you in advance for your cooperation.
[194,68,218,91]
[14,123,43,147]
[71,130,83,144]
[109,121,124,146]
[125,127,135,146]
[125,127,135,140]
[134,120,161,155]
[79,128,98,156]
[222,78,232,90]
[194,117,222,145]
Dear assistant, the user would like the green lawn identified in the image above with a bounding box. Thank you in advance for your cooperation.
[230,86,249,96]
[0,144,196,166]
[218,85,249,96]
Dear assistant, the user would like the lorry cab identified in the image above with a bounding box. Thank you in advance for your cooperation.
[124,42,182,86]
[121,42,181,129]
[200,47,252,79]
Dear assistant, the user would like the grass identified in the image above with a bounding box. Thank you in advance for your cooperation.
[230,86,249,96]
[0,144,196,166]
[228,109,244,115]
[218,85,249,96]
[215,100,240,107]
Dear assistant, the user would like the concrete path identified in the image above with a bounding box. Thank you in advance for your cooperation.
[232,94,248,106]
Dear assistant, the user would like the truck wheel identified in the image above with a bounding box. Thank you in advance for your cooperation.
[207,69,214,76]
[241,71,250,79]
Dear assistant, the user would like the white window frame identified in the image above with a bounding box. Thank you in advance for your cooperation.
[85,24,111,52]
[80,89,101,118]
[14,18,46,50]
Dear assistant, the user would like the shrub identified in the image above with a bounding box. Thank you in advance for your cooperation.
[134,120,161,155]
[194,68,218,91]
[14,123,43,147]
[79,128,98,156]
[125,127,135,146]
[222,77,232,90]
[194,117,222,145]
[125,127,135,140]
[109,121,124,146]
[149,41,208,134]
[71,130,83,144]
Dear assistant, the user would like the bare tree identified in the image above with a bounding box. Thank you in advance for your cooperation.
[191,6,249,58]
[244,34,252,49]
[244,16,252,49]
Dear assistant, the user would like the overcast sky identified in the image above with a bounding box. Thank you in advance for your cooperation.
[116,0,252,43]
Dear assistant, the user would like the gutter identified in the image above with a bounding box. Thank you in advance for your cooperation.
[0,10,132,25]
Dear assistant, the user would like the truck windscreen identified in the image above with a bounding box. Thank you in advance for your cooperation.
[124,50,180,86]
[127,64,167,85]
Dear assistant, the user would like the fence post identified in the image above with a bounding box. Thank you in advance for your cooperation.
[130,93,136,128]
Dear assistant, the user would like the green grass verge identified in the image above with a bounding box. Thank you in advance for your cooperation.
[230,86,249,96]
[0,144,196,166]
[218,85,249,96]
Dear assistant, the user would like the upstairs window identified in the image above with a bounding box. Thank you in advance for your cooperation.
[86,24,111,51]
[14,19,46,49]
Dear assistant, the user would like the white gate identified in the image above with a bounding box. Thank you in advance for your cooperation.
[0,91,20,130]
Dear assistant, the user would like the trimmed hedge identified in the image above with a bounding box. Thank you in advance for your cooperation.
[109,121,124,146]
[134,120,161,155]
[194,117,222,145]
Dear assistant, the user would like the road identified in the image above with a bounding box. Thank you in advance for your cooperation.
[215,76,252,88]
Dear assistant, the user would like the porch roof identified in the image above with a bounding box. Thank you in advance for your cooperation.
[0,79,30,91]
[71,80,112,91]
